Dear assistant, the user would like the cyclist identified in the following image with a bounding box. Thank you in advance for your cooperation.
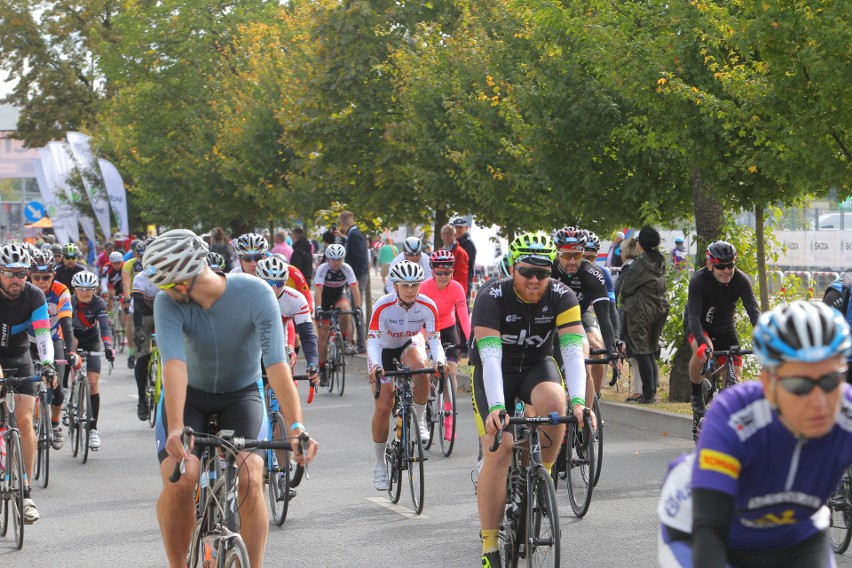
[368,260,447,490]
[686,241,760,419]
[315,243,361,383]
[384,236,432,294]
[206,251,226,275]
[671,236,688,271]
[147,229,317,568]
[231,233,314,312]
[419,249,471,440]
[0,243,56,524]
[50,243,63,267]
[122,238,148,369]
[131,261,159,421]
[70,270,115,449]
[582,229,622,395]
[256,255,320,381]
[28,251,74,450]
[100,250,125,311]
[472,231,586,568]
[54,243,87,293]
[658,300,852,568]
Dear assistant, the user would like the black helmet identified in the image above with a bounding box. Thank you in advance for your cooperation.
[705,240,736,264]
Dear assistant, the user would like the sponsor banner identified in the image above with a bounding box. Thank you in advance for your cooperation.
[774,230,852,270]
[67,132,111,238]
[98,158,129,236]
[32,152,70,244]
[48,141,96,244]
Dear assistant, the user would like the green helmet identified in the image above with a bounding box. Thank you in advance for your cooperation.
[62,243,81,258]
[508,231,556,266]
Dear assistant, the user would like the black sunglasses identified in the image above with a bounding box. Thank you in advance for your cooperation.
[515,266,551,280]
[713,262,735,270]
[777,369,845,396]
[63,254,78,260]
[0,269,29,279]
[240,254,264,262]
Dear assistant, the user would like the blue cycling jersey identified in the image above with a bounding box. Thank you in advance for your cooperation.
[659,380,852,552]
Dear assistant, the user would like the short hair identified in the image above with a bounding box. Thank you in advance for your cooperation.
[275,230,287,243]
[211,227,225,242]
[440,224,454,235]
[292,227,305,237]
[339,211,355,224]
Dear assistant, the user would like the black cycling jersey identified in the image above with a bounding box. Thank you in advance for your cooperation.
[71,295,112,345]
[0,282,50,358]
[552,259,618,353]
[101,264,124,296]
[685,267,760,344]
[54,263,87,293]
[469,277,581,372]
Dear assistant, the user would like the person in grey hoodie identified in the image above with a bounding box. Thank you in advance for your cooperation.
[619,225,668,403]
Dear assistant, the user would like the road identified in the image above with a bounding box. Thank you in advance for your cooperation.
[4,355,850,566]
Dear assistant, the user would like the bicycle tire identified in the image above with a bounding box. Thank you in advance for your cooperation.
[438,378,456,457]
[268,412,291,526]
[566,422,595,517]
[147,357,159,428]
[5,430,25,548]
[335,332,346,396]
[406,409,426,514]
[592,395,603,488]
[187,508,207,567]
[326,334,336,393]
[425,383,436,450]
[829,466,852,554]
[386,438,402,504]
[527,467,561,567]
[69,380,80,457]
[500,480,523,568]
[80,379,91,464]
[38,394,50,488]
[223,535,250,567]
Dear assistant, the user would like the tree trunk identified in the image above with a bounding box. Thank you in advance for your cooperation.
[433,206,448,250]
[755,205,769,311]
[669,170,725,402]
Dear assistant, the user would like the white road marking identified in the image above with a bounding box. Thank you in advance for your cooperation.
[365,497,425,519]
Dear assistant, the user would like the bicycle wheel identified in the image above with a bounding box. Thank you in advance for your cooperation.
[566,422,595,517]
[438,378,456,457]
[335,333,346,396]
[499,485,523,568]
[114,314,126,353]
[80,380,91,464]
[36,395,51,488]
[68,381,80,457]
[223,534,251,567]
[385,439,402,504]
[326,335,337,393]
[424,383,436,451]
[267,413,291,526]
[829,466,852,553]
[5,430,25,548]
[406,409,426,514]
[592,394,603,487]
[527,467,560,568]
[146,359,158,428]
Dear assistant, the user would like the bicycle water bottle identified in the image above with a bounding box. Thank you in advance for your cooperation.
[202,534,219,567]
[0,426,6,471]
[395,414,402,440]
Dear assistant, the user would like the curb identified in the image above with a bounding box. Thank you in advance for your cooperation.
[600,401,693,441]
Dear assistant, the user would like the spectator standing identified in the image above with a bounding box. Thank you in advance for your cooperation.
[377,238,398,288]
[619,226,668,404]
[335,211,369,353]
[614,237,642,402]
[271,230,293,261]
[606,231,625,268]
[439,224,469,297]
[450,217,476,298]
[208,227,234,273]
[289,227,315,285]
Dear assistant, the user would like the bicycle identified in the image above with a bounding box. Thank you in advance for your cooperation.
[66,349,110,463]
[0,373,40,550]
[829,464,852,554]
[491,407,592,567]
[321,308,359,396]
[145,334,163,428]
[171,427,306,567]
[109,296,127,354]
[32,373,54,489]
[693,346,753,443]
[374,364,438,515]
[424,346,457,457]
[584,346,623,487]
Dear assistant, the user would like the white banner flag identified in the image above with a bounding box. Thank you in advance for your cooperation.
[33,152,71,244]
[98,158,129,235]
[66,132,111,238]
[48,141,96,244]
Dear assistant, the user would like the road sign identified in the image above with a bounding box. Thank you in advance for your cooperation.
[24,200,45,223]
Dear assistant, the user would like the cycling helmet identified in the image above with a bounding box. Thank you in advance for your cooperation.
[509,231,557,266]
[62,243,81,258]
[132,239,147,256]
[234,233,269,256]
[325,243,346,260]
[109,251,124,263]
[584,231,601,251]
[752,301,852,367]
[0,243,32,268]
[21,242,39,258]
[50,243,63,256]
[705,240,737,264]
[402,236,423,254]
[206,251,225,271]
[498,253,512,278]
[430,249,455,268]
[256,255,290,283]
[389,260,425,283]
[71,270,99,289]
[674,236,685,244]
[552,226,586,251]
[40,242,53,253]
[142,229,209,286]
[30,250,54,272]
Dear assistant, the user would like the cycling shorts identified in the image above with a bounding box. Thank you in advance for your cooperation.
[688,330,742,367]
[581,310,599,331]
[156,380,268,463]
[471,356,565,438]
[136,315,155,357]
[320,297,353,322]
[380,337,421,371]
[77,340,104,374]
[0,353,36,397]
[440,326,459,363]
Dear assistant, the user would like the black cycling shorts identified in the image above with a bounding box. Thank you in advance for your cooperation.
[381,339,415,371]
[471,356,565,438]
[155,380,269,463]
[0,353,36,397]
[440,326,459,363]
[76,340,104,374]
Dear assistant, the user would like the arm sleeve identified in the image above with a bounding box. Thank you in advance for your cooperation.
[95,299,112,344]
[59,316,74,356]
[610,300,620,339]
[739,275,761,327]
[692,488,735,568]
[686,275,706,344]
[31,301,55,365]
[560,331,586,407]
[477,335,504,412]
[295,321,319,366]
[132,292,145,328]
[593,299,617,353]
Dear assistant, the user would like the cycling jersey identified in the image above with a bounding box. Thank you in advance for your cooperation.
[315,261,357,309]
[55,263,87,293]
[154,273,287,393]
[28,280,72,343]
[231,260,314,311]
[659,381,852,553]
[367,292,446,371]
[71,295,112,346]
[100,263,124,296]
[0,282,53,365]
[274,285,318,367]
[552,259,609,314]
[121,256,144,278]
[132,272,159,314]
[671,247,688,270]
[685,267,760,345]
[419,277,471,339]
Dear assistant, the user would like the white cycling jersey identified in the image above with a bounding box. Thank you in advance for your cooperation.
[367,292,446,371]
[275,285,312,326]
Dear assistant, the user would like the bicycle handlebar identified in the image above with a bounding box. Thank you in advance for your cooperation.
[707,348,754,356]
[372,365,445,399]
[489,408,591,453]
[292,374,315,405]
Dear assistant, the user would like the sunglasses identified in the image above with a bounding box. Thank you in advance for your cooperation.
[266,280,286,288]
[63,255,78,260]
[0,270,28,280]
[157,282,177,290]
[396,282,420,289]
[515,266,551,280]
[31,274,53,281]
[76,287,97,292]
[433,270,453,277]
[405,252,421,257]
[240,254,265,262]
[777,369,844,396]
[713,262,735,271]
[558,251,584,260]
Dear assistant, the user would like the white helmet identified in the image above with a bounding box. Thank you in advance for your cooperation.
[234,233,269,256]
[325,243,346,260]
[256,255,290,283]
[402,236,422,254]
[71,270,100,289]
[389,260,425,283]
[109,251,124,263]
[0,243,32,268]
[142,229,209,286]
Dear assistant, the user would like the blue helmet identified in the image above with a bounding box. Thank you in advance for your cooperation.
[674,236,684,244]
[752,301,852,367]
